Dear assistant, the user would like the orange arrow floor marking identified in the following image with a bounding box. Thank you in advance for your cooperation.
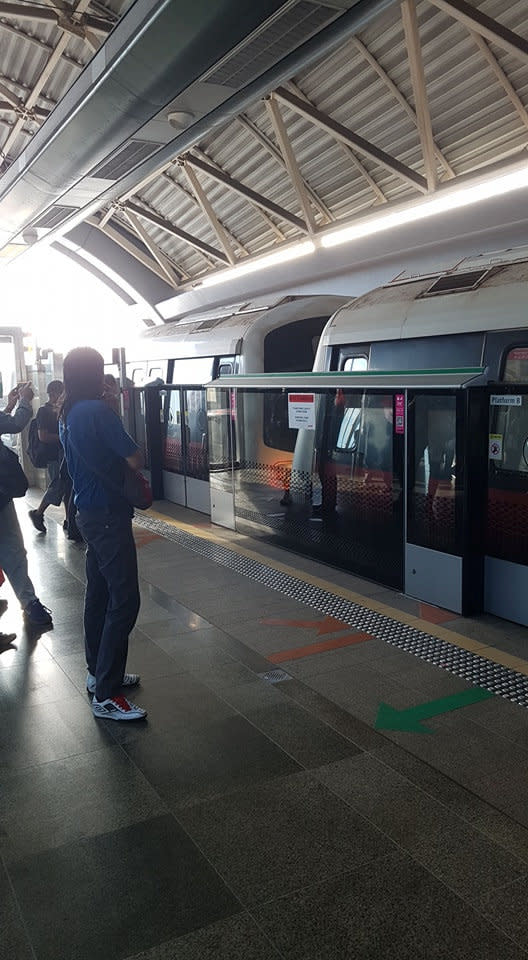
[268,632,372,663]
[261,615,350,636]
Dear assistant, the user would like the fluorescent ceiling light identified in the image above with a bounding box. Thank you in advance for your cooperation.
[200,240,315,288]
[321,163,528,249]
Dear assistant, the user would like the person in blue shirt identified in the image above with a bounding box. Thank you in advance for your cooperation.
[60,348,146,721]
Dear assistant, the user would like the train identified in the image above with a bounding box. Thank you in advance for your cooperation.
[208,245,528,624]
[124,294,348,512]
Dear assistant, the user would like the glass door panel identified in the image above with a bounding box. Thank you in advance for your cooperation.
[129,389,148,467]
[407,394,460,555]
[182,388,210,513]
[161,388,186,506]
[206,386,234,528]
[485,389,528,624]
[232,389,403,589]
[406,392,465,612]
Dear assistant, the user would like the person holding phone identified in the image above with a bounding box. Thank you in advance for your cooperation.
[0,382,53,628]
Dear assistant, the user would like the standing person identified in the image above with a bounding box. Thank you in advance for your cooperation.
[28,379,65,533]
[0,383,53,628]
[59,347,146,721]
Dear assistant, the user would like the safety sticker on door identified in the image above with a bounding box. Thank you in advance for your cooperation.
[394,394,405,434]
[288,394,315,430]
[490,395,522,406]
[489,434,503,460]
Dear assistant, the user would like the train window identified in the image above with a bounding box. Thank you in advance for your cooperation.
[172,357,214,385]
[491,398,528,475]
[327,393,392,470]
[263,392,297,453]
[264,316,328,372]
[218,362,233,376]
[342,356,368,372]
[335,407,362,451]
[503,347,528,383]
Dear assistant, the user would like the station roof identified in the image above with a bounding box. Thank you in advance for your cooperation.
[0,0,527,318]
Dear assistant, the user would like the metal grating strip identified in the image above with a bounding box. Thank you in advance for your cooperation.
[133,514,528,708]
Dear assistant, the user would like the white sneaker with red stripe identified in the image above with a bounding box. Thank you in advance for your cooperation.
[86,672,140,695]
[92,695,147,721]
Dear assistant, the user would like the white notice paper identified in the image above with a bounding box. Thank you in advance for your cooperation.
[288,393,315,430]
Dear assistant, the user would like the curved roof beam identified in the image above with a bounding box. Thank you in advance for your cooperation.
[0,2,113,39]
[265,95,317,235]
[121,208,181,288]
[401,0,437,191]
[274,86,428,194]
[352,36,454,179]
[124,200,231,266]
[182,161,237,265]
[185,152,308,232]
[284,79,387,205]
[236,114,333,222]
[471,31,528,135]
[428,0,528,64]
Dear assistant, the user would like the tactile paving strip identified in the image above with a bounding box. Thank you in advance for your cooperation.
[134,514,528,708]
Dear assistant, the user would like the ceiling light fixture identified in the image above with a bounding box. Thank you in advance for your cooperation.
[321,162,528,249]
[167,110,195,131]
[200,240,315,288]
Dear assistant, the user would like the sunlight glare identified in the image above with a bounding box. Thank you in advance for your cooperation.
[2,246,140,352]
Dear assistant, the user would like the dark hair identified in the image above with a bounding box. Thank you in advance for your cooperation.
[47,379,63,397]
[60,347,104,422]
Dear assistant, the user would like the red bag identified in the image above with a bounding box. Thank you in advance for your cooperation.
[123,466,153,511]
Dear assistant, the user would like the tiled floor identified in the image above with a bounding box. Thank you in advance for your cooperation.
[2,497,528,958]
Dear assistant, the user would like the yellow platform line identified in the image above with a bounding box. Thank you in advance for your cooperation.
[141,508,528,679]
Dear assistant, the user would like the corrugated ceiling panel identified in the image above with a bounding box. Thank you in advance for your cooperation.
[2,0,528,286]
[0,0,129,167]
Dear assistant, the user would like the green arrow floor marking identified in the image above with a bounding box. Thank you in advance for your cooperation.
[375,687,495,733]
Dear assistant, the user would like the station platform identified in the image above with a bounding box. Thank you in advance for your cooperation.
[3,495,528,959]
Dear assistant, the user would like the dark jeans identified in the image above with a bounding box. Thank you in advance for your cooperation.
[77,508,140,701]
[60,459,81,539]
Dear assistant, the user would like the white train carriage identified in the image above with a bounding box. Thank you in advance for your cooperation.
[125,295,347,513]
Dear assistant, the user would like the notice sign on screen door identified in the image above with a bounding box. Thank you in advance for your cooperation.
[288,393,315,430]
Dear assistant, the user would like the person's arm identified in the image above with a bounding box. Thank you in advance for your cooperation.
[3,386,19,415]
[0,384,33,434]
[126,449,144,471]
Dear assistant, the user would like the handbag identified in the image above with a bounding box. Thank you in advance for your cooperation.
[0,442,29,510]
[123,464,153,510]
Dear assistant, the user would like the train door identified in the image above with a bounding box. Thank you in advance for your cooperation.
[311,389,404,588]
[206,386,235,529]
[405,388,486,614]
[485,386,528,626]
[161,387,185,506]
[182,387,209,513]
[161,386,210,514]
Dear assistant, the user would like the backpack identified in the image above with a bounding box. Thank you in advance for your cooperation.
[0,442,28,510]
[26,418,50,468]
